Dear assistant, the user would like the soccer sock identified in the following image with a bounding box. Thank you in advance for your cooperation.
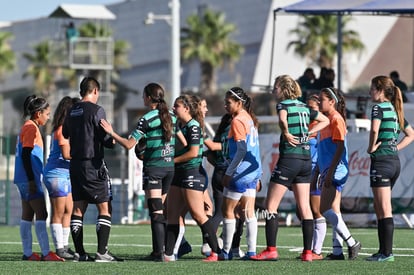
[245,216,258,254]
[200,218,219,253]
[382,217,394,256]
[332,226,344,255]
[377,219,384,253]
[202,215,213,245]
[173,225,185,255]
[313,217,327,254]
[96,215,111,254]
[62,227,71,248]
[150,213,166,255]
[35,220,50,256]
[222,218,236,253]
[20,220,33,257]
[51,223,64,250]
[71,215,85,255]
[302,219,313,251]
[231,218,243,249]
[265,212,278,248]
[323,209,355,247]
[166,224,179,256]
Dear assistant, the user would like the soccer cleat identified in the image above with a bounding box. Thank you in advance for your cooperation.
[201,243,212,257]
[142,251,163,262]
[73,253,94,262]
[163,254,176,262]
[301,250,313,262]
[22,252,41,261]
[324,253,345,260]
[231,247,245,258]
[241,251,256,260]
[177,241,192,258]
[311,252,324,260]
[218,250,233,261]
[95,251,124,262]
[251,247,279,261]
[64,246,76,256]
[42,251,65,261]
[366,253,394,262]
[203,252,219,262]
[56,248,75,259]
[348,241,361,260]
[365,252,381,261]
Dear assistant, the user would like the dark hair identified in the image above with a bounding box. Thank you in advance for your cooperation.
[175,94,204,130]
[23,95,49,118]
[79,76,100,97]
[143,83,173,142]
[390,71,399,79]
[213,113,232,142]
[225,87,258,127]
[371,75,404,129]
[52,96,78,132]
[320,87,347,124]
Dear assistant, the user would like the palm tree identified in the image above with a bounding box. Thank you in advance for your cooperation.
[287,15,364,68]
[22,41,56,98]
[0,31,16,81]
[181,8,243,95]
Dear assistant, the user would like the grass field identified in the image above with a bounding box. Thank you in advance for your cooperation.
[0,224,413,274]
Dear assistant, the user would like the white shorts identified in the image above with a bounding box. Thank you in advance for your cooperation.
[223,187,256,200]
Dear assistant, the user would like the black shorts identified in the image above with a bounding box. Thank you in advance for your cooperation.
[172,166,206,192]
[142,167,174,195]
[70,159,112,204]
[270,157,311,188]
[370,156,400,189]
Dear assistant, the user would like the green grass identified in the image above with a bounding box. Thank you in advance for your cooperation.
[0,224,413,274]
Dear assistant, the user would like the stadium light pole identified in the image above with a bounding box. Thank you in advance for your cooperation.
[145,0,180,107]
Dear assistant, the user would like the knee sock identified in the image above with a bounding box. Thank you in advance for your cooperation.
[245,216,258,254]
[232,218,243,249]
[381,217,394,256]
[166,224,179,256]
[323,209,355,248]
[265,213,278,248]
[332,225,344,255]
[51,223,64,250]
[222,219,236,253]
[377,219,384,253]
[71,215,85,255]
[150,213,166,254]
[200,218,219,253]
[173,225,185,255]
[20,220,33,257]
[63,227,71,248]
[96,215,111,254]
[313,217,327,254]
[35,220,50,256]
[302,219,313,251]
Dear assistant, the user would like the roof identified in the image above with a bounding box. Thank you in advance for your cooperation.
[48,4,116,20]
[278,0,414,15]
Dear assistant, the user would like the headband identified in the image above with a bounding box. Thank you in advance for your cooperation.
[326,88,338,103]
[228,89,246,102]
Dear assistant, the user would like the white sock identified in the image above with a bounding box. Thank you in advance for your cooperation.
[35,220,50,256]
[332,226,344,255]
[323,210,356,247]
[63,227,71,247]
[173,226,185,255]
[222,219,236,253]
[245,216,257,254]
[51,223,64,250]
[313,217,326,254]
[20,220,33,256]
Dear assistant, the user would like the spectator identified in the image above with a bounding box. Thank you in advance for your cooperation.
[390,71,408,102]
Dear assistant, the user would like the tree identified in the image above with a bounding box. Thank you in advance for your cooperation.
[181,8,243,95]
[22,41,56,98]
[287,15,364,68]
[0,31,16,81]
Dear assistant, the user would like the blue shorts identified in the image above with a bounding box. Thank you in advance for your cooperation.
[320,166,348,192]
[15,180,44,201]
[44,169,71,198]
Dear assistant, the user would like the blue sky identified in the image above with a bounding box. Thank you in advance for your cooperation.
[0,0,119,22]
